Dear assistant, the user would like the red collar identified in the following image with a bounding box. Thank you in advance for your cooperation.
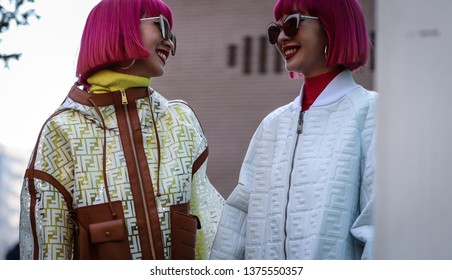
[302,68,343,111]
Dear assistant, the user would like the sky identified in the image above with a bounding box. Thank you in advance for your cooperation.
[0,0,101,152]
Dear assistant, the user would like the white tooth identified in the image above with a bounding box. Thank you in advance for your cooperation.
[285,49,297,55]
[157,52,167,61]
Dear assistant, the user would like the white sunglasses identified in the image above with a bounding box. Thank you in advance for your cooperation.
[140,14,176,55]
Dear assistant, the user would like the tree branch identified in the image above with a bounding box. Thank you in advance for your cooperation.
[0,0,39,67]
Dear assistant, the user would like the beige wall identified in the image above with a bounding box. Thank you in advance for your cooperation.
[154,0,375,198]
[375,0,452,259]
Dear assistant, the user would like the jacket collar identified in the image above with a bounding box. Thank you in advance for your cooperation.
[67,84,149,106]
[290,70,359,111]
[59,84,169,129]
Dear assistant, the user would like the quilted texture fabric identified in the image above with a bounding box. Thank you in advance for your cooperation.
[210,71,377,260]
[19,86,224,259]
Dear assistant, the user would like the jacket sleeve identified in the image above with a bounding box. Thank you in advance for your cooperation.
[180,106,225,260]
[190,152,224,260]
[209,126,261,260]
[350,91,378,260]
[19,115,74,260]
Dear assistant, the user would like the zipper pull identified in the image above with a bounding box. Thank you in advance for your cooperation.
[297,111,304,134]
[121,90,128,105]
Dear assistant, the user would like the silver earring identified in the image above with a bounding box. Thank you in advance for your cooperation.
[324,46,328,59]
[120,59,136,70]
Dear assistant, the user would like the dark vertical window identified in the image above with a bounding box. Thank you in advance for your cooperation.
[274,47,283,73]
[259,36,267,74]
[370,30,375,71]
[243,36,252,74]
[227,44,237,67]
[225,34,288,75]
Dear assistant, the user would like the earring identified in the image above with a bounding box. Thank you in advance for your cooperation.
[324,45,328,59]
[120,59,136,70]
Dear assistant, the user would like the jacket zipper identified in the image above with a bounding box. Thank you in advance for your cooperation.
[121,90,157,259]
[284,110,303,258]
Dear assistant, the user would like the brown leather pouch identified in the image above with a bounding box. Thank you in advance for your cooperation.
[68,201,132,260]
[170,203,201,260]
[89,219,126,243]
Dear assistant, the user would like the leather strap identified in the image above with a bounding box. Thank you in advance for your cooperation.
[192,147,209,176]
[25,108,71,259]
[67,84,149,107]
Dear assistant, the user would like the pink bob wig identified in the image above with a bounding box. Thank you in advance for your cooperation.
[274,0,369,74]
[76,0,173,86]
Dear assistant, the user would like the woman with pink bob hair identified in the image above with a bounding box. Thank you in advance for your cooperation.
[211,0,377,260]
[20,0,223,260]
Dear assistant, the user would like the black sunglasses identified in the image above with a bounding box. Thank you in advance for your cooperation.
[266,13,319,45]
[140,14,176,56]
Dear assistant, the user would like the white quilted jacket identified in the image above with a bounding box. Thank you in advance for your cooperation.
[210,70,377,259]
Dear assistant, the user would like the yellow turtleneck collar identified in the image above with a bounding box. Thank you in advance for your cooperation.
[87,69,151,94]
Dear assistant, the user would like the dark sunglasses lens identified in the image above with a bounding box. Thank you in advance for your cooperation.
[283,16,299,37]
[267,25,280,44]
[171,34,176,55]
[161,16,176,55]
[161,17,170,39]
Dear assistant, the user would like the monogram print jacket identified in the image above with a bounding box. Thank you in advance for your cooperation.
[19,85,224,260]
[210,71,376,260]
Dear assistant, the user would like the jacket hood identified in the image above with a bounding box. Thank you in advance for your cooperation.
[58,84,169,130]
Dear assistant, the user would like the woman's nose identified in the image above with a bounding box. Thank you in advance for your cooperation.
[162,39,174,53]
[277,29,290,45]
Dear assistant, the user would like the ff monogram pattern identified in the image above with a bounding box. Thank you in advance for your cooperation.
[20,87,224,259]
[211,71,376,260]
